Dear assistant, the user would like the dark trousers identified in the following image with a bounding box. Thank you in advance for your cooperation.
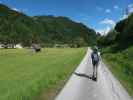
[92,61,99,78]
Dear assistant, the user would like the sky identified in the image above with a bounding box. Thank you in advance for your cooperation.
[0,0,133,35]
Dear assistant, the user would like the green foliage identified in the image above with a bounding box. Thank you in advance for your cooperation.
[0,4,41,46]
[102,46,133,96]
[98,13,133,50]
[114,14,133,47]
[100,13,133,96]
[97,30,118,47]
[115,19,127,33]
[0,48,86,100]
[33,16,97,46]
[0,4,97,47]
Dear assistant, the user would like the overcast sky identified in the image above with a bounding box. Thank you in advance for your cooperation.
[0,0,132,35]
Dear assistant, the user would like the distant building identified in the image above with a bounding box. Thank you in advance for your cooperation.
[0,44,3,48]
[0,43,23,49]
[15,44,23,49]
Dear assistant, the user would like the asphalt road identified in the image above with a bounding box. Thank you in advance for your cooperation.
[55,48,132,100]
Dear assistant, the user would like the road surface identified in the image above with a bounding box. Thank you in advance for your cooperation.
[55,48,132,100]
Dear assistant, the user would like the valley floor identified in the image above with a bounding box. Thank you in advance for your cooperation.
[0,48,86,100]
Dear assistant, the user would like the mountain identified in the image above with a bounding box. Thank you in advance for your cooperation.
[0,4,42,46]
[0,4,97,47]
[115,13,133,47]
[99,13,133,96]
[33,16,97,46]
[97,13,133,49]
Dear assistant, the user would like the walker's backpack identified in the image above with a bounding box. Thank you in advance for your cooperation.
[92,52,99,62]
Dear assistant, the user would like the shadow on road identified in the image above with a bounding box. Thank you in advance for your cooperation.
[74,72,96,82]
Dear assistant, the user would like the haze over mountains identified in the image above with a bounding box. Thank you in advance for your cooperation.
[0,4,97,47]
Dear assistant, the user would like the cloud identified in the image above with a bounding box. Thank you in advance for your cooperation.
[105,9,111,13]
[120,3,133,20]
[98,18,116,35]
[120,14,128,20]
[128,4,133,8]
[77,13,91,21]
[12,8,20,12]
[127,4,133,14]
[100,18,115,27]
[96,26,111,35]
[12,7,28,13]
[114,5,119,9]
[96,6,103,11]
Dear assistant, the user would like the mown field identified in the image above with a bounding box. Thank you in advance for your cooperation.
[0,48,86,100]
[102,46,133,96]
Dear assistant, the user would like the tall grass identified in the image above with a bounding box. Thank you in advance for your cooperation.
[0,48,86,100]
[102,47,133,96]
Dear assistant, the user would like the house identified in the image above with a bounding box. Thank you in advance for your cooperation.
[0,44,4,48]
[0,43,23,49]
[15,44,23,49]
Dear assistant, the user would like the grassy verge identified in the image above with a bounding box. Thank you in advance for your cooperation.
[102,47,133,96]
[0,48,86,100]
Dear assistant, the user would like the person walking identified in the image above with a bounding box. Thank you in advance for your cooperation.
[91,46,100,81]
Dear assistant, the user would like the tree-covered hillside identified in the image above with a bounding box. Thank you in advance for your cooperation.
[115,14,133,48]
[98,13,133,49]
[98,13,133,96]
[0,4,97,47]
[0,4,42,46]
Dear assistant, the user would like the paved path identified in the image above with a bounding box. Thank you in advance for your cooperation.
[55,48,132,100]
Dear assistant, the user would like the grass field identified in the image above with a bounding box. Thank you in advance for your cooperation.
[102,47,133,96]
[0,48,86,100]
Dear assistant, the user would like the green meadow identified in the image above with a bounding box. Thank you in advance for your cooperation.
[0,48,86,100]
